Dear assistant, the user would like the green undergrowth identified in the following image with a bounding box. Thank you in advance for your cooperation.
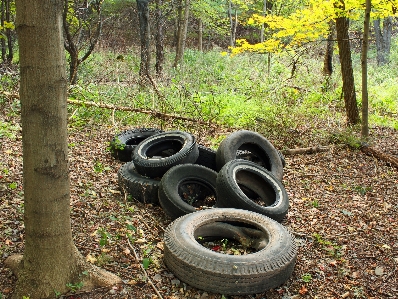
[2,42,397,147]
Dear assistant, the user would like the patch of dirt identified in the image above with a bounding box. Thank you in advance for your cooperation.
[1,103,397,299]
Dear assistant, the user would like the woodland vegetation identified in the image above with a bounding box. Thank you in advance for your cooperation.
[0,0,397,298]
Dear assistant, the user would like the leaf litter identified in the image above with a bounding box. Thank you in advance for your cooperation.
[0,106,397,298]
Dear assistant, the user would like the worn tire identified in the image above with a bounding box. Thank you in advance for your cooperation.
[117,162,160,204]
[216,130,283,181]
[164,208,297,295]
[237,149,286,168]
[195,145,217,171]
[132,131,199,178]
[110,128,163,162]
[159,164,217,220]
[216,160,289,222]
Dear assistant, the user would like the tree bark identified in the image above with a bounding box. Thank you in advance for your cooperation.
[137,0,151,78]
[335,2,360,125]
[1,0,6,62]
[373,17,392,66]
[228,0,234,47]
[155,0,164,76]
[323,20,335,76]
[198,18,203,51]
[260,0,267,42]
[361,0,371,140]
[5,0,12,62]
[173,0,189,67]
[9,0,121,297]
[173,0,183,67]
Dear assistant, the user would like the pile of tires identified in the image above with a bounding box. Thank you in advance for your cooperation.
[111,128,296,295]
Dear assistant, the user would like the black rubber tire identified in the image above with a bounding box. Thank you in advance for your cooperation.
[216,130,283,181]
[237,149,286,168]
[110,128,163,162]
[158,164,218,220]
[164,208,297,295]
[216,159,289,222]
[132,131,199,178]
[195,144,217,171]
[117,161,160,204]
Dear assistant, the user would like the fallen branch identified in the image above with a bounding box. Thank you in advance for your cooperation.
[67,98,218,127]
[361,145,398,169]
[282,145,330,155]
[0,91,219,127]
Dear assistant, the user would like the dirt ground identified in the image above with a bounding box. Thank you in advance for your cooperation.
[1,110,397,299]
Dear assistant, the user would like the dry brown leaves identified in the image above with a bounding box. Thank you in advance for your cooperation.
[1,105,397,299]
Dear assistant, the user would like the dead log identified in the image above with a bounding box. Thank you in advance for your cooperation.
[282,146,330,155]
[361,145,398,168]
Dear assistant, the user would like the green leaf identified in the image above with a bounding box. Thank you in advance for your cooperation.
[126,224,136,231]
[142,258,150,269]
[8,182,17,189]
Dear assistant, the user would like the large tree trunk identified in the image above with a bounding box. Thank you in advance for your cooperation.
[7,1,121,297]
[373,17,392,66]
[155,0,164,76]
[361,0,371,140]
[335,6,360,125]
[137,0,151,78]
[323,20,335,76]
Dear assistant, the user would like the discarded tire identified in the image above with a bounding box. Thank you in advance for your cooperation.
[159,164,217,220]
[110,128,163,162]
[164,208,297,295]
[195,144,217,171]
[117,161,160,204]
[237,149,286,168]
[132,131,199,178]
[216,160,289,222]
[216,130,283,181]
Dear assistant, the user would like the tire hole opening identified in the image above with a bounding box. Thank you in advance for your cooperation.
[194,221,268,253]
[178,181,216,209]
[146,140,182,157]
[236,144,271,171]
[236,170,277,206]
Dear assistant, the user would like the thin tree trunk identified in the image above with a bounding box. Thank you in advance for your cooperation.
[5,0,13,62]
[155,0,164,76]
[374,17,392,66]
[173,0,183,67]
[361,0,371,140]
[323,20,335,76]
[1,0,6,62]
[260,0,267,42]
[198,18,203,51]
[228,0,234,47]
[137,0,151,78]
[335,2,360,125]
[174,0,189,67]
[7,0,121,297]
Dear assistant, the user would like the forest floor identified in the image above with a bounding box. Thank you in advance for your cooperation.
[1,104,398,299]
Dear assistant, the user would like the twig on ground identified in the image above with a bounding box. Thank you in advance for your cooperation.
[127,237,164,299]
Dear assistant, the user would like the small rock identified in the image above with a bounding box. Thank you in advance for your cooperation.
[375,266,384,276]
[171,278,180,286]
[153,273,162,282]
[200,292,209,299]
